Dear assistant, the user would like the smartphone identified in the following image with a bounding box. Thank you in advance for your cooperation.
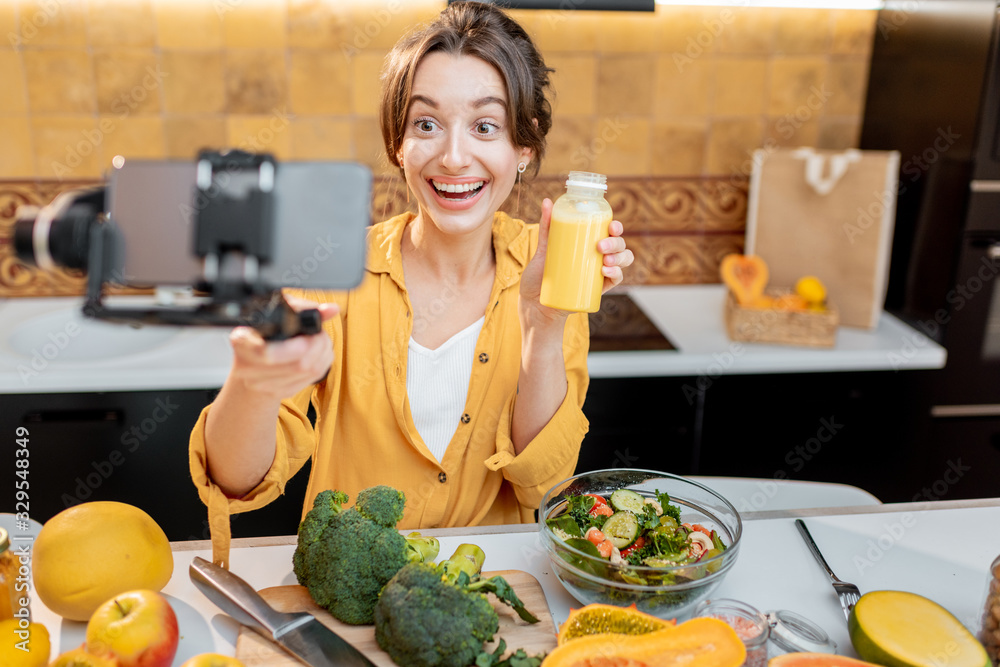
[107,158,372,290]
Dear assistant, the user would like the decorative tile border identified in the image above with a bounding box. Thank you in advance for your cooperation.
[0,175,748,297]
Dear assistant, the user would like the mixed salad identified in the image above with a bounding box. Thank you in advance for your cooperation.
[545,489,729,584]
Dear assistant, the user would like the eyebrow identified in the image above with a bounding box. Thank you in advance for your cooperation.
[408,95,507,110]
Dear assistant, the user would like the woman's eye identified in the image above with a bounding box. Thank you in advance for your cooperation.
[476,122,497,135]
[418,120,435,132]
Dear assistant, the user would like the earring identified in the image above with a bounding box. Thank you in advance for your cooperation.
[516,161,527,217]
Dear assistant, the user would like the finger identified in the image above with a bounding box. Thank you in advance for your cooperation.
[230,326,266,358]
[599,237,627,255]
[264,335,311,364]
[285,296,321,311]
[535,198,553,253]
[317,303,340,322]
[604,248,635,267]
[608,220,624,236]
[602,266,624,288]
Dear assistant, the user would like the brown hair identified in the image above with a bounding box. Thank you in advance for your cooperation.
[379,1,553,178]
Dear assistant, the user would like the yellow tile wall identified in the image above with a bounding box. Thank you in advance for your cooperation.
[0,0,875,181]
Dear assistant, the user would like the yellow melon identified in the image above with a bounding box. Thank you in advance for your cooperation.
[32,502,173,621]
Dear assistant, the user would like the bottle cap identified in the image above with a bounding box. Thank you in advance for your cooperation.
[566,171,607,191]
[765,609,838,654]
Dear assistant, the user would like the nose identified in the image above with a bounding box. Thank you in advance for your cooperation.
[440,128,472,172]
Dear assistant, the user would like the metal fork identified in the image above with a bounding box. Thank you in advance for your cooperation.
[795,519,862,621]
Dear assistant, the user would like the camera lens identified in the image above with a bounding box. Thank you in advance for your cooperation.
[13,188,104,271]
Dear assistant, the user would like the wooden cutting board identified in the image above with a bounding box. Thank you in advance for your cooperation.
[235,570,557,665]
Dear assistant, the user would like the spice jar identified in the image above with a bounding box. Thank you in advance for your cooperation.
[695,598,837,667]
[695,599,770,667]
[981,554,1000,667]
[0,527,19,622]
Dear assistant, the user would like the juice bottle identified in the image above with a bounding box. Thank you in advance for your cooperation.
[540,171,613,313]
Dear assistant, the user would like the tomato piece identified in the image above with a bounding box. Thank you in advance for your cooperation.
[620,535,646,558]
[589,503,614,518]
[583,494,608,505]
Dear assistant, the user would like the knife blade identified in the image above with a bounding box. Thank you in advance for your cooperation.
[189,556,376,667]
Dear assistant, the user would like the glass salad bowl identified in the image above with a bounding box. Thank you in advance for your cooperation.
[538,468,743,620]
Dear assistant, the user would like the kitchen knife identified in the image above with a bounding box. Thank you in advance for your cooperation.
[189,556,376,667]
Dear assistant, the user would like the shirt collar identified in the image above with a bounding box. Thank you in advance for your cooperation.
[367,211,531,287]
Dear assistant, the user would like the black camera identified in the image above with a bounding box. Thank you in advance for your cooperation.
[15,150,372,340]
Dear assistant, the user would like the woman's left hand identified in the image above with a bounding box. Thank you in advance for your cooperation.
[599,219,634,294]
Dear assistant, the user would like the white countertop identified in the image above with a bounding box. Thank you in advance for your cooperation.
[587,285,947,378]
[0,286,946,393]
[22,499,1000,663]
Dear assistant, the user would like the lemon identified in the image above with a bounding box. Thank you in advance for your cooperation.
[33,502,173,621]
[795,276,827,304]
[0,619,50,667]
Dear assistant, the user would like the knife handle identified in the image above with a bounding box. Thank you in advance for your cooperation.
[189,556,294,636]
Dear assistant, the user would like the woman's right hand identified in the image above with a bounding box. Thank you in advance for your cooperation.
[228,298,339,402]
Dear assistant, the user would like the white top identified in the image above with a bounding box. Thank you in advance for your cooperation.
[406,316,485,462]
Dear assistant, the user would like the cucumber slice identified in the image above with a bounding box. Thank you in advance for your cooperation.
[601,510,640,549]
[609,489,646,514]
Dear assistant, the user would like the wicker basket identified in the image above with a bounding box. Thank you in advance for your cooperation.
[724,290,839,347]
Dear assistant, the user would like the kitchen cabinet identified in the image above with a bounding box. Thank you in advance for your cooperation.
[578,369,974,505]
[0,390,310,542]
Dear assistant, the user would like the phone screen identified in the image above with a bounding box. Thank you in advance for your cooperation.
[107,159,371,290]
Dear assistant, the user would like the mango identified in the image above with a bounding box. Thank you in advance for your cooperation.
[849,591,990,667]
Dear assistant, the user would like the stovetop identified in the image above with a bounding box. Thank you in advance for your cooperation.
[587,293,676,352]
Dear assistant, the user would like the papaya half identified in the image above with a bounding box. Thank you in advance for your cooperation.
[720,254,769,307]
[541,617,745,667]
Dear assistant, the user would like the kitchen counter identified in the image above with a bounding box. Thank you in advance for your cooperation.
[24,497,1000,662]
[587,285,947,378]
[0,286,946,393]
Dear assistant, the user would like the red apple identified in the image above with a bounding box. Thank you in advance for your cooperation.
[85,590,178,667]
[50,645,120,667]
[180,654,245,667]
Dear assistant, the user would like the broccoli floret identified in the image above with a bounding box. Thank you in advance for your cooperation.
[292,487,439,625]
[374,544,540,667]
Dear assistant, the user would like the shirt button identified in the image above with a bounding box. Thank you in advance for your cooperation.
[478,352,489,363]
[460,413,471,424]
[438,472,447,483]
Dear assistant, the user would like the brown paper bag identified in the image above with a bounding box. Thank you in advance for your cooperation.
[745,148,901,329]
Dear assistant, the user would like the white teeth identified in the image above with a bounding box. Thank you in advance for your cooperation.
[432,180,484,193]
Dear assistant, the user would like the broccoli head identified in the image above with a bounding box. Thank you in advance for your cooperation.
[374,544,540,667]
[292,486,439,625]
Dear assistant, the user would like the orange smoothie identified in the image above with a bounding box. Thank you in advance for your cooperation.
[540,194,613,313]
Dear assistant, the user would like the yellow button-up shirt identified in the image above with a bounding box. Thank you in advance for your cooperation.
[189,211,590,566]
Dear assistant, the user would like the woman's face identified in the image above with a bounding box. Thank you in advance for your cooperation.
[399,51,531,237]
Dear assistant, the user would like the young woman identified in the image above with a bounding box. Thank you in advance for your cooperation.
[189,1,634,566]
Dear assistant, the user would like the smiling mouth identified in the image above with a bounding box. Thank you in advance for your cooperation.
[430,179,486,200]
